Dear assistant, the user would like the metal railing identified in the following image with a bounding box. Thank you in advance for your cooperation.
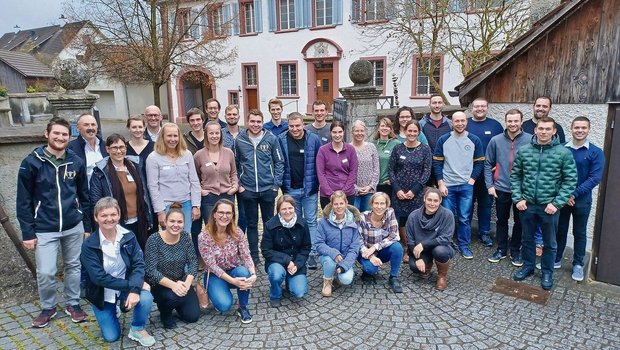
[376,96,395,109]
[332,98,347,122]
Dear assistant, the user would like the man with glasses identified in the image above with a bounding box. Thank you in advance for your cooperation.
[144,105,163,142]
[204,98,227,129]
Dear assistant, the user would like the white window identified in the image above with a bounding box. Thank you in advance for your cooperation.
[315,0,333,26]
[245,65,258,86]
[279,64,297,96]
[365,0,386,21]
[414,56,442,96]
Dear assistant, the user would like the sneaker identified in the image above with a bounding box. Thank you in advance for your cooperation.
[161,313,177,329]
[32,307,57,328]
[510,253,523,267]
[269,299,281,308]
[480,235,493,247]
[388,276,403,293]
[487,250,507,263]
[237,307,252,324]
[128,329,156,347]
[572,265,584,282]
[307,254,318,270]
[459,247,474,259]
[536,261,561,270]
[65,304,87,323]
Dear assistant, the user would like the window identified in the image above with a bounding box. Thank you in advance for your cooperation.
[314,0,333,26]
[369,59,385,89]
[364,0,386,21]
[468,0,504,10]
[209,5,224,36]
[228,90,240,105]
[240,1,256,34]
[279,0,296,30]
[180,10,192,38]
[245,65,258,86]
[412,55,443,97]
[278,62,298,97]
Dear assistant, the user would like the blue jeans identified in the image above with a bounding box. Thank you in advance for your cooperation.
[358,243,403,277]
[205,266,251,312]
[441,183,474,249]
[91,289,153,342]
[239,189,277,261]
[286,188,318,253]
[320,255,354,285]
[469,176,492,236]
[164,199,192,234]
[267,263,308,300]
[521,204,559,274]
[556,199,591,267]
[354,193,373,213]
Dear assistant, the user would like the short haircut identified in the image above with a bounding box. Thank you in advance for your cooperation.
[276,194,297,212]
[287,112,305,123]
[373,117,397,140]
[472,97,488,105]
[46,116,71,134]
[313,100,327,108]
[76,113,95,124]
[537,116,556,128]
[105,133,126,147]
[186,107,204,120]
[351,119,367,132]
[429,94,443,101]
[370,192,390,208]
[205,98,221,110]
[571,116,590,127]
[268,98,283,109]
[248,109,264,120]
[126,115,145,128]
[204,121,223,146]
[535,96,552,108]
[154,122,188,156]
[504,109,523,120]
[224,105,239,114]
[94,197,120,218]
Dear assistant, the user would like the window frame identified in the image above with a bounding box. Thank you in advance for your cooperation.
[208,4,226,38]
[239,0,257,35]
[276,0,297,32]
[362,0,388,23]
[276,61,299,99]
[411,54,444,98]
[228,90,240,106]
[312,0,334,27]
[361,56,386,94]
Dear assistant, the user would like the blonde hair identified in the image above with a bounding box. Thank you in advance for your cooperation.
[330,190,348,204]
[155,123,187,157]
[373,117,397,140]
[370,192,391,208]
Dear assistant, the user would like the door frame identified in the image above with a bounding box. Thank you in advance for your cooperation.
[175,66,215,122]
[301,38,342,114]
[315,66,334,111]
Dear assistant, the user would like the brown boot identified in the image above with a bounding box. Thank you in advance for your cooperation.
[435,260,450,290]
[321,277,333,297]
[421,260,433,279]
[399,228,409,263]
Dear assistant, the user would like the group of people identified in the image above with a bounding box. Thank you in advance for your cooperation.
[16,94,603,346]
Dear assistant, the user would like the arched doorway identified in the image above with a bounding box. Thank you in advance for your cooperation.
[176,68,215,121]
[301,38,343,113]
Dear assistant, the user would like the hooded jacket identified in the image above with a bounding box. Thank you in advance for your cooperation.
[316,204,361,271]
[17,146,92,240]
[510,135,577,209]
[484,130,532,193]
[235,129,284,192]
[278,130,322,197]
[261,215,311,275]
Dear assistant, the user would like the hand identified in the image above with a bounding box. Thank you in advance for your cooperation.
[334,255,343,263]
[405,191,415,200]
[142,282,151,291]
[362,246,377,259]
[227,186,237,195]
[567,196,575,206]
[369,255,382,267]
[516,200,527,211]
[544,203,558,215]
[124,292,140,310]
[413,243,423,259]
[191,207,200,221]
[488,187,497,198]
[238,186,245,193]
[83,232,90,240]
[438,184,448,197]
[396,190,406,200]
[467,178,475,185]
[287,262,297,275]
[415,259,427,273]
[23,239,37,250]
[171,281,187,297]
[157,212,166,229]
[383,180,391,185]
[178,280,191,294]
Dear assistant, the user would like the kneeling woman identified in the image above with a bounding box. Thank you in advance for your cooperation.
[357,192,403,293]
[316,191,361,297]
[198,199,257,324]
[81,197,155,346]
[406,188,455,290]
[145,203,200,329]
[261,195,311,307]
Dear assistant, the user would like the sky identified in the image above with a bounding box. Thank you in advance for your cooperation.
[0,0,66,36]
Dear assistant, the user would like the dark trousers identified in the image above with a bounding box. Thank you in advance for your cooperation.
[408,245,454,272]
[521,204,559,274]
[151,284,200,324]
[376,184,393,199]
[495,190,522,255]
[239,189,276,261]
[469,175,493,236]
[556,199,591,267]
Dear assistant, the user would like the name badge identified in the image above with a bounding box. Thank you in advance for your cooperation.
[399,155,407,160]
[384,150,391,154]
[162,165,172,170]
[205,162,214,167]
[485,131,492,135]
[299,149,304,153]
[126,173,135,182]
[321,137,328,142]
[342,158,348,163]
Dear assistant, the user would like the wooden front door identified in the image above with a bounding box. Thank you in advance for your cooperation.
[245,88,258,118]
[593,103,620,286]
[315,68,333,111]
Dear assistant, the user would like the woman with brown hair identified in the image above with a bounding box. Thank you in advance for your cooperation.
[125,116,154,165]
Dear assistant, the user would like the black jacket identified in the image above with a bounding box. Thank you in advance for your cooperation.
[261,215,311,275]
[68,135,108,162]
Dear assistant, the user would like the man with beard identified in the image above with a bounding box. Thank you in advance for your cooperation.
[68,113,108,185]
[419,94,452,152]
[144,105,163,142]
[17,117,92,327]
[522,96,566,143]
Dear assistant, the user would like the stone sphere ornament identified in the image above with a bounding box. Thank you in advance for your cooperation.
[348,60,373,85]
[52,59,91,91]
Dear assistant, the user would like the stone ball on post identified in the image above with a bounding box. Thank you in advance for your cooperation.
[52,59,91,92]
[348,60,373,86]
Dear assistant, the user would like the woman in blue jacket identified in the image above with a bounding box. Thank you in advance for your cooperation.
[80,197,155,346]
[316,191,361,297]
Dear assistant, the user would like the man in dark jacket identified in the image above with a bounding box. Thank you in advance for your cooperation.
[511,116,577,290]
[278,112,322,269]
[17,117,92,327]
[67,113,108,185]
[235,109,284,264]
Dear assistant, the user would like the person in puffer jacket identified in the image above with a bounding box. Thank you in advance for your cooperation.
[316,191,361,297]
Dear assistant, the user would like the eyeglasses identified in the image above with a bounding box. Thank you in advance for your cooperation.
[216,211,233,217]
[109,145,126,152]
[145,114,161,118]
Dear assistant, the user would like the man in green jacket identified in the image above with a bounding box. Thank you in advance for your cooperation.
[510,116,577,290]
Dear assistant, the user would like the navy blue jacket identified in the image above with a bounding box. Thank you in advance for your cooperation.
[68,135,108,161]
[278,131,322,197]
[235,129,284,192]
[81,227,145,310]
[17,146,92,240]
[261,215,311,275]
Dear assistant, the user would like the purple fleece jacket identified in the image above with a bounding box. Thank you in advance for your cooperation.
[316,142,358,197]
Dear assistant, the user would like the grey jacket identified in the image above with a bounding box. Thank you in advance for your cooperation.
[484,130,532,193]
[235,129,284,192]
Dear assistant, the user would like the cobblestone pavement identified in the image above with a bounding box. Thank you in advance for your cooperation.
[0,242,619,350]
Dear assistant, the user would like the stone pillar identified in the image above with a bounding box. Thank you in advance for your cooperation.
[0,97,12,128]
[47,59,98,124]
[338,60,382,142]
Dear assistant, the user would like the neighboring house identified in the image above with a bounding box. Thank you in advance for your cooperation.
[0,49,55,93]
[455,0,619,286]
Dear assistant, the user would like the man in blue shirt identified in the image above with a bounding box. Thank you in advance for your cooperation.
[555,116,604,281]
[264,98,289,136]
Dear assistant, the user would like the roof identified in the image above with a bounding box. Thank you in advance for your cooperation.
[0,21,88,58]
[455,0,588,103]
[0,49,54,78]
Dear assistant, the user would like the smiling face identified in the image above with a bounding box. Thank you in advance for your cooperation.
[247,113,263,136]
[144,106,162,129]
[452,112,467,134]
[225,107,239,126]
[571,120,590,143]
[95,207,120,232]
[352,124,366,143]
[127,119,145,139]
[331,126,344,144]
[162,125,180,150]
[471,99,488,120]
[269,103,282,122]
[378,121,392,139]
[429,96,444,114]
[535,121,556,145]
[206,124,222,146]
[331,196,347,218]
[279,201,295,222]
[505,113,522,135]
[77,115,98,142]
[206,101,220,121]
[313,103,327,123]
[165,211,184,236]
[45,124,70,152]
[188,114,204,132]
[288,118,304,139]
[214,203,234,227]
[371,195,388,217]
[405,122,420,143]
[106,140,127,163]
[398,111,412,129]
[533,97,551,120]
[424,192,441,214]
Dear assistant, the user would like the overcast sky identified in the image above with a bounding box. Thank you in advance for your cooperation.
[0,0,65,36]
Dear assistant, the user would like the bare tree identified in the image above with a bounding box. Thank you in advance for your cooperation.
[64,0,237,107]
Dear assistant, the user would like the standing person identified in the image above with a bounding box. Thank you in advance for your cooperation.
[204,98,227,129]
[222,104,245,150]
[235,109,284,265]
[388,120,432,263]
[90,134,153,250]
[556,116,604,281]
[316,191,361,297]
[81,197,155,346]
[146,123,201,234]
[522,96,566,144]
[305,100,331,145]
[17,117,91,327]
[145,203,200,329]
[278,112,322,269]
[198,199,256,324]
[357,192,403,293]
[350,120,379,212]
[394,106,428,145]
[316,121,358,209]
[406,188,455,290]
[485,109,531,266]
[433,111,485,259]
[511,116,577,290]
[371,117,400,198]
[419,94,452,153]
[68,113,108,185]
[261,195,311,307]
[183,108,205,154]
[126,116,155,166]
[465,98,503,247]
[264,98,289,136]
[144,105,163,142]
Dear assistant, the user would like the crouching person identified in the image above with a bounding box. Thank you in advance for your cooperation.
[316,191,361,297]
[81,197,155,346]
[261,195,312,308]
[406,188,455,290]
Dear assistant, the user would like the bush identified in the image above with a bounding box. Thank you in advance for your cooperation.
[0,85,7,97]
[26,85,41,93]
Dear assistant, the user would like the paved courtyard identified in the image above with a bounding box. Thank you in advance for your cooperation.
[0,242,618,350]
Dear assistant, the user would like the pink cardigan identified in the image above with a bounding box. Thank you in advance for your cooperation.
[193,147,238,195]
